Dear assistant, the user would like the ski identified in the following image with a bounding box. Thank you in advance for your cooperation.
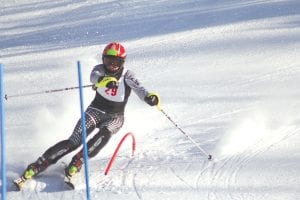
[62,162,77,190]
[13,175,76,191]
[13,177,27,191]
[64,175,75,190]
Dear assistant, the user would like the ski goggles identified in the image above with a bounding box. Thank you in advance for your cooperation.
[103,55,125,69]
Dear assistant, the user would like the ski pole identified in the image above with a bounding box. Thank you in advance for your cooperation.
[156,99,212,160]
[4,84,93,100]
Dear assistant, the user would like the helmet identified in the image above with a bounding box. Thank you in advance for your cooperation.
[102,42,126,60]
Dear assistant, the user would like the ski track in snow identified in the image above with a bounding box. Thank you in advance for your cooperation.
[206,126,300,200]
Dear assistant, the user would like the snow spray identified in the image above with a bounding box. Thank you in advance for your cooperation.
[214,98,300,159]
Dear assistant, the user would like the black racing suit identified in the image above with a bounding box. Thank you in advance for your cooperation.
[24,64,150,177]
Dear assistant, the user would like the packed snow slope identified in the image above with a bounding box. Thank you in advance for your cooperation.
[1,0,300,199]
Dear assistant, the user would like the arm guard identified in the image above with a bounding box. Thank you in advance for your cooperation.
[90,64,106,84]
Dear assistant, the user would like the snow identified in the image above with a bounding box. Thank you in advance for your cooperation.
[1,0,300,199]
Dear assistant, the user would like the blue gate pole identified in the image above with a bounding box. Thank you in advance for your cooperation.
[0,64,7,200]
[77,61,91,200]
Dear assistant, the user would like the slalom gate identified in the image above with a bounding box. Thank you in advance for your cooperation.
[77,61,91,199]
[104,132,136,175]
[0,64,7,200]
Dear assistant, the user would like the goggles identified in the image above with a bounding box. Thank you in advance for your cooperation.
[103,55,124,70]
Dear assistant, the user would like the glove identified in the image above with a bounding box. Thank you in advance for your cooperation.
[95,76,118,89]
[144,93,160,106]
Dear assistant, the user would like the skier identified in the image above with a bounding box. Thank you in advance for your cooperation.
[14,42,160,189]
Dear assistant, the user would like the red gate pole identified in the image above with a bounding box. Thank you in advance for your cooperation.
[104,132,136,175]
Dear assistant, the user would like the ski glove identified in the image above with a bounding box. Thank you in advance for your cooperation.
[95,76,118,89]
[145,93,160,106]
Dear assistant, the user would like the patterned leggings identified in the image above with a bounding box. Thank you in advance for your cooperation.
[28,106,124,174]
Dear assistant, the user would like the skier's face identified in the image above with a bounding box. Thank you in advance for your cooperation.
[103,56,124,73]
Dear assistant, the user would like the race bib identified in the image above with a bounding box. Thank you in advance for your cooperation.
[96,69,127,102]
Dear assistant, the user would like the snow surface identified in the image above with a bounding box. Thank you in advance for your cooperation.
[1,0,300,199]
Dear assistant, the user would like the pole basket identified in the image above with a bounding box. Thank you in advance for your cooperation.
[104,132,136,175]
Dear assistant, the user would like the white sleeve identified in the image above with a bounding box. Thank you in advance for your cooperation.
[124,70,149,100]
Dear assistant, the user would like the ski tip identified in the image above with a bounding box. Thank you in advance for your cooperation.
[208,154,213,161]
[65,181,75,190]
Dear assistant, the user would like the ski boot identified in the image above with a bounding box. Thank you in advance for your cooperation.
[64,156,83,190]
[13,157,49,190]
[13,164,38,190]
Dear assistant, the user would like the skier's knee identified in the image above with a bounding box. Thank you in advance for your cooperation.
[68,139,81,150]
[99,127,112,144]
[88,128,112,158]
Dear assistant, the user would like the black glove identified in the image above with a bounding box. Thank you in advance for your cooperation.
[144,93,160,106]
[106,80,118,89]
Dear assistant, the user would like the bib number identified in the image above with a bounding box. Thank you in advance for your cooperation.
[105,88,118,96]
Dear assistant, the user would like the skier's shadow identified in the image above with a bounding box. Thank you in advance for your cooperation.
[35,164,73,193]
[38,174,72,193]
